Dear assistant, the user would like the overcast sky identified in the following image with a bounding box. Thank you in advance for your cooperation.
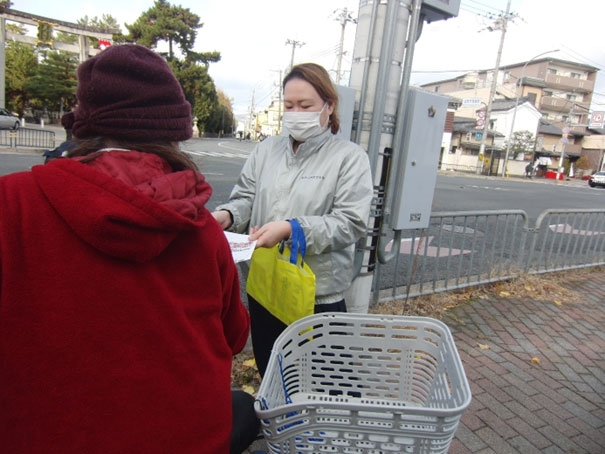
[13,0,605,117]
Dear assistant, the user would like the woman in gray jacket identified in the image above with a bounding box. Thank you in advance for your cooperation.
[213,63,373,376]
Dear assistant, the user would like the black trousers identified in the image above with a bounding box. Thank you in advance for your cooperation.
[230,389,260,454]
[248,294,347,378]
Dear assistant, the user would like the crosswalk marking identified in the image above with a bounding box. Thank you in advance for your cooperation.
[184,150,249,159]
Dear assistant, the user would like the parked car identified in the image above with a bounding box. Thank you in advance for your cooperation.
[588,171,605,188]
[0,108,20,130]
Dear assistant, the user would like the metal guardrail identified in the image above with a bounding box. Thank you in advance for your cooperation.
[0,127,55,149]
[528,209,605,274]
[375,208,605,303]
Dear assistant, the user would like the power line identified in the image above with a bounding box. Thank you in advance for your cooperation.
[461,0,517,17]
[559,45,603,71]
[464,0,506,14]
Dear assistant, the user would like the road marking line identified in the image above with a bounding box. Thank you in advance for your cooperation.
[549,223,605,236]
[218,142,252,153]
[183,150,248,159]
[385,236,471,257]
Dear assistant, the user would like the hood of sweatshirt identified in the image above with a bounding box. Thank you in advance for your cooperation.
[32,150,212,263]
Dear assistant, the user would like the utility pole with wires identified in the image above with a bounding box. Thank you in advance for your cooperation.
[270,69,283,135]
[333,7,357,85]
[247,88,255,140]
[476,0,518,175]
[285,39,305,71]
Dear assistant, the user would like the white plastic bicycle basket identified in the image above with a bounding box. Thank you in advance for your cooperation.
[254,313,471,453]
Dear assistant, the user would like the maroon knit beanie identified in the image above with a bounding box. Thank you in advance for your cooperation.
[63,44,192,142]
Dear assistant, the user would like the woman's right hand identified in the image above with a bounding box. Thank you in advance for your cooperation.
[212,210,232,230]
[248,221,291,249]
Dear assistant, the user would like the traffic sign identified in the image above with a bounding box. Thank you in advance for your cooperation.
[589,111,604,128]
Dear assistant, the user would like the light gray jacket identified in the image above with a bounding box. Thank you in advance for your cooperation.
[217,129,373,303]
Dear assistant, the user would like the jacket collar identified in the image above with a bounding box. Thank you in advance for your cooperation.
[290,129,332,157]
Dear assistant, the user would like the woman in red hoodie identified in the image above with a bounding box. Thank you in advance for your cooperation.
[0,44,257,453]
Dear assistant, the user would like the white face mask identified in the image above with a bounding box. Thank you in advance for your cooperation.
[283,103,328,142]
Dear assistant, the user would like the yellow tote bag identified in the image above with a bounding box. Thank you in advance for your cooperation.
[247,220,315,325]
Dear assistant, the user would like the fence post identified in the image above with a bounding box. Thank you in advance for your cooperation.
[8,130,17,148]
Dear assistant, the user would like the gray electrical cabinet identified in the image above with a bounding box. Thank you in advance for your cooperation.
[389,88,448,230]
[420,0,461,22]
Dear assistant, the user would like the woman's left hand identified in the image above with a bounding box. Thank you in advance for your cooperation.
[249,221,292,248]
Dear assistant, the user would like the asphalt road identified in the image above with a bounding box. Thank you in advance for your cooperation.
[1,137,601,220]
[1,138,602,296]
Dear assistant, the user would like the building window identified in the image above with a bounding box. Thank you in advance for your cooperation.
[449,145,457,154]
[548,68,557,75]
[566,94,577,101]
[434,86,440,93]
[570,72,581,79]
[543,90,553,97]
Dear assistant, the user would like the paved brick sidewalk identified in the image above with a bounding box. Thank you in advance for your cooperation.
[247,268,604,453]
[445,268,605,453]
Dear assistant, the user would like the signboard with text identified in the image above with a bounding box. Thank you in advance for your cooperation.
[462,97,483,107]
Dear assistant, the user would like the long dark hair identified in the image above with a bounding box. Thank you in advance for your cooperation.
[66,138,200,173]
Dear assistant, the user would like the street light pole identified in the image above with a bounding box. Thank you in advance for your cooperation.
[502,49,559,177]
[557,103,574,181]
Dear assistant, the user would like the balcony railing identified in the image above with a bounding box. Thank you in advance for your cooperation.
[545,73,595,93]
[540,97,590,116]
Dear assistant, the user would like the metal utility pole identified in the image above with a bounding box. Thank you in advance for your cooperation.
[477,0,512,176]
[285,39,305,71]
[270,69,283,134]
[333,7,357,85]
[345,0,418,313]
[344,0,459,313]
[247,89,255,140]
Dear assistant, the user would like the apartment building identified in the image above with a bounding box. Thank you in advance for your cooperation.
[422,57,597,132]
[421,57,600,175]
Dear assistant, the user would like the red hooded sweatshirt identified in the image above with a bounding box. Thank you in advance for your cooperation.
[0,150,250,453]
